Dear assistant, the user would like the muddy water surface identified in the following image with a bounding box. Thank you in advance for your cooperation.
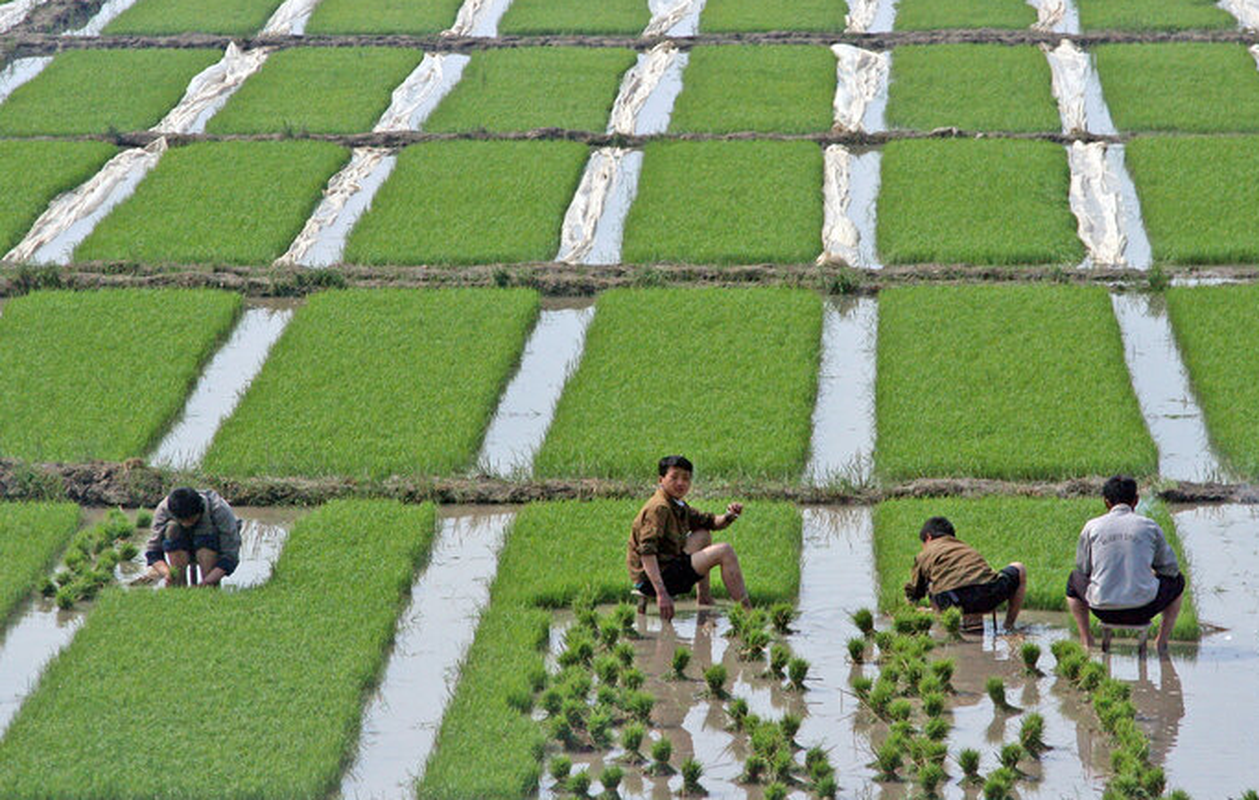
[806,300,877,485]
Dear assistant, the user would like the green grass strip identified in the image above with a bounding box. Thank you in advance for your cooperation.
[873,496,1200,639]
[1166,285,1259,478]
[344,141,587,266]
[0,289,240,463]
[894,0,1035,29]
[424,48,636,133]
[1077,0,1234,31]
[877,139,1082,265]
[0,503,80,628]
[0,500,435,799]
[885,45,1060,132]
[0,49,221,136]
[75,141,349,266]
[1094,44,1259,133]
[206,48,424,135]
[419,499,801,799]
[499,0,649,35]
[700,0,847,32]
[204,289,537,479]
[875,285,1157,481]
[0,141,118,254]
[305,0,462,34]
[622,140,823,265]
[668,45,835,134]
[1125,136,1259,265]
[535,288,821,481]
[104,0,285,35]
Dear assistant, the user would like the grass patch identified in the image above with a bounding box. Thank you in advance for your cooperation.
[1166,285,1259,477]
[699,0,847,32]
[1124,136,1259,265]
[0,49,221,136]
[873,496,1200,640]
[0,289,240,462]
[0,500,436,799]
[206,48,424,135]
[877,139,1081,265]
[668,46,835,134]
[104,0,285,35]
[622,141,823,265]
[875,285,1157,481]
[893,0,1035,29]
[1077,0,1235,31]
[1094,44,1259,133]
[0,503,80,626]
[306,0,462,34]
[203,289,537,479]
[424,48,636,133]
[499,0,649,35]
[885,45,1059,132]
[534,288,821,481]
[75,141,349,265]
[343,141,587,266]
[419,499,801,799]
[0,141,118,253]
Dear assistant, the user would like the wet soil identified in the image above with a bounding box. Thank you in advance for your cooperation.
[5,0,104,34]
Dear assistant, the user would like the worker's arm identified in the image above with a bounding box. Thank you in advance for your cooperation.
[904,554,928,603]
[1151,526,1180,577]
[711,502,743,531]
[1074,523,1093,577]
[136,505,171,584]
[640,554,674,622]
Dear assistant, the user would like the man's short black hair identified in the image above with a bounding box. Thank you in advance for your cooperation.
[658,455,694,477]
[920,516,955,542]
[1103,475,1138,507]
[168,487,205,519]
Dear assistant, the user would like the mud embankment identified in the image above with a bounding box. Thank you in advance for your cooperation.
[4,0,104,34]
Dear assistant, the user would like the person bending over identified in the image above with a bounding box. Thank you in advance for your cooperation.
[904,516,1027,632]
[627,455,751,622]
[139,487,241,587]
[1066,475,1184,655]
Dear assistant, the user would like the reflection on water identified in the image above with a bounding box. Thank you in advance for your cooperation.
[806,299,877,486]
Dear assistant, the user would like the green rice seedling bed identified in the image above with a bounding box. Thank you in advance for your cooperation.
[104,0,285,35]
[0,50,221,136]
[305,0,463,34]
[0,289,240,463]
[668,46,835,134]
[1166,285,1259,478]
[534,288,821,481]
[498,0,649,35]
[1094,44,1259,133]
[0,141,118,253]
[873,496,1200,640]
[419,499,801,799]
[877,139,1081,265]
[0,503,79,627]
[0,500,435,799]
[1076,0,1235,31]
[699,0,847,32]
[343,141,587,266]
[893,0,1035,29]
[621,141,823,265]
[206,48,424,135]
[885,45,1059,133]
[203,289,537,479]
[423,48,637,133]
[1125,136,1259,264]
[875,285,1157,481]
[75,141,348,266]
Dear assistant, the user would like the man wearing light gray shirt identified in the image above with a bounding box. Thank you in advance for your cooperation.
[140,487,242,587]
[1066,475,1184,655]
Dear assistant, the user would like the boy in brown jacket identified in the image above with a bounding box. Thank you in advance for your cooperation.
[904,516,1027,632]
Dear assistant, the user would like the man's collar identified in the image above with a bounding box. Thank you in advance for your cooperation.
[1109,503,1133,515]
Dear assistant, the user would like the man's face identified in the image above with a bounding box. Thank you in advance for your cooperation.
[176,514,202,529]
[660,466,692,500]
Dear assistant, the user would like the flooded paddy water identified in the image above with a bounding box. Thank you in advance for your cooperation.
[806,299,877,486]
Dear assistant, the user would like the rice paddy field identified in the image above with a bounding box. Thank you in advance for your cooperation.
[2,0,1259,797]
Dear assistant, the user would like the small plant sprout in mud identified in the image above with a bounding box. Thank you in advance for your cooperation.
[594,655,620,687]
[918,761,946,796]
[727,697,750,730]
[680,757,706,796]
[852,607,876,636]
[929,658,955,689]
[54,585,76,610]
[814,774,839,799]
[983,767,1018,800]
[506,687,533,714]
[619,722,646,763]
[874,739,904,780]
[613,642,635,668]
[770,602,795,633]
[786,657,810,691]
[672,646,692,679]
[851,675,873,699]
[612,602,636,634]
[550,755,573,784]
[568,768,592,796]
[118,542,140,560]
[958,748,982,783]
[874,630,896,653]
[805,746,831,777]
[549,716,578,750]
[739,754,768,784]
[562,699,585,731]
[39,575,56,597]
[1020,712,1047,755]
[887,699,913,723]
[599,764,623,795]
[588,709,614,749]
[649,737,674,776]
[542,688,564,716]
[924,717,950,742]
[867,680,895,717]
[625,690,655,723]
[770,643,791,676]
[621,666,645,691]
[763,782,788,800]
[940,606,963,638]
[999,743,1025,773]
[1021,642,1042,675]
[985,677,1017,712]
[135,509,153,528]
[847,637,866,663]
[704,664,728,698]
[599,619,621,649]
[1077,660,1107,692]
[1057,652,1087,682]
[779,712,802,743]
[596,685,617,708]
[742,628,771,660]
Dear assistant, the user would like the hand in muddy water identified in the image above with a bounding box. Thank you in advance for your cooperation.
[130,568,160,586]
[658,593,675,622]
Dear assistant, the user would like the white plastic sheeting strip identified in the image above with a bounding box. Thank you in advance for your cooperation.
[1221,0,1259,30]
[831,44,889,134]
[0,56,51,105]
[68,0,140,35]
[1251,43,1259,68]
[819,145,882,269]
[261,0,319,35]
[1026,0,1078,33]
[644,0,706,36]
[373,53,470,133]
[152,43,270,135]
[845,0,898,33]
[276,148,396,268]
[1044,39,1089,134]
[556,148,643,265]
[607,42,682,136]
[0,0,45,33]
[444,0,515,37]
[1067,141,1127,268]
[4,138,167,265]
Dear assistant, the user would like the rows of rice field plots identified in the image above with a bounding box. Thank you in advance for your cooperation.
[0,142,117,254]
[698,0,849,32]
[0,503,79,625]
[102,0,285,34]
[497,0,650,35]
[893,0,1036,29]
[305,0,462,33]
[1075,0,1237,30]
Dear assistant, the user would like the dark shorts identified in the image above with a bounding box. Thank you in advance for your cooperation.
[1066,569,1185,626]
[637,556,703,598]
[932,565,1021,615]
[161,530,220,556]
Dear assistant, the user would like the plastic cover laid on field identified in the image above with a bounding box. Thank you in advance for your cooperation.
[276,148,397,267]
[0,0,45,33]
[260,0,320,34]
[152,43,270,134]
[820,145,882,269]
[1043,39,1089,133]
[0,57,50,105]
[375,53,469,132]
[844,0,897,32]
[556,148,642,265]
[644,0,706,36]
[607,43,684,136]
[1221,0,1259,30]
[1067,141,1128,267]
[1025,0,1076,33]
[444,0,515,36]
[831,44,889,133]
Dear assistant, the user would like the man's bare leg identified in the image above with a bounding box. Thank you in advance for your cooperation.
[685,529,714,604]
[166,550,190,587]
[1155,594,1183,656]
[1067,595,1094,648]
[690,543,751,609]
[1004,562,1028,630]
[195,548,218,588]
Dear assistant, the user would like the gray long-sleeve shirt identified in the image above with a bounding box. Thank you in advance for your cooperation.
[144,489,242,575]
[1075,504,1180,609]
